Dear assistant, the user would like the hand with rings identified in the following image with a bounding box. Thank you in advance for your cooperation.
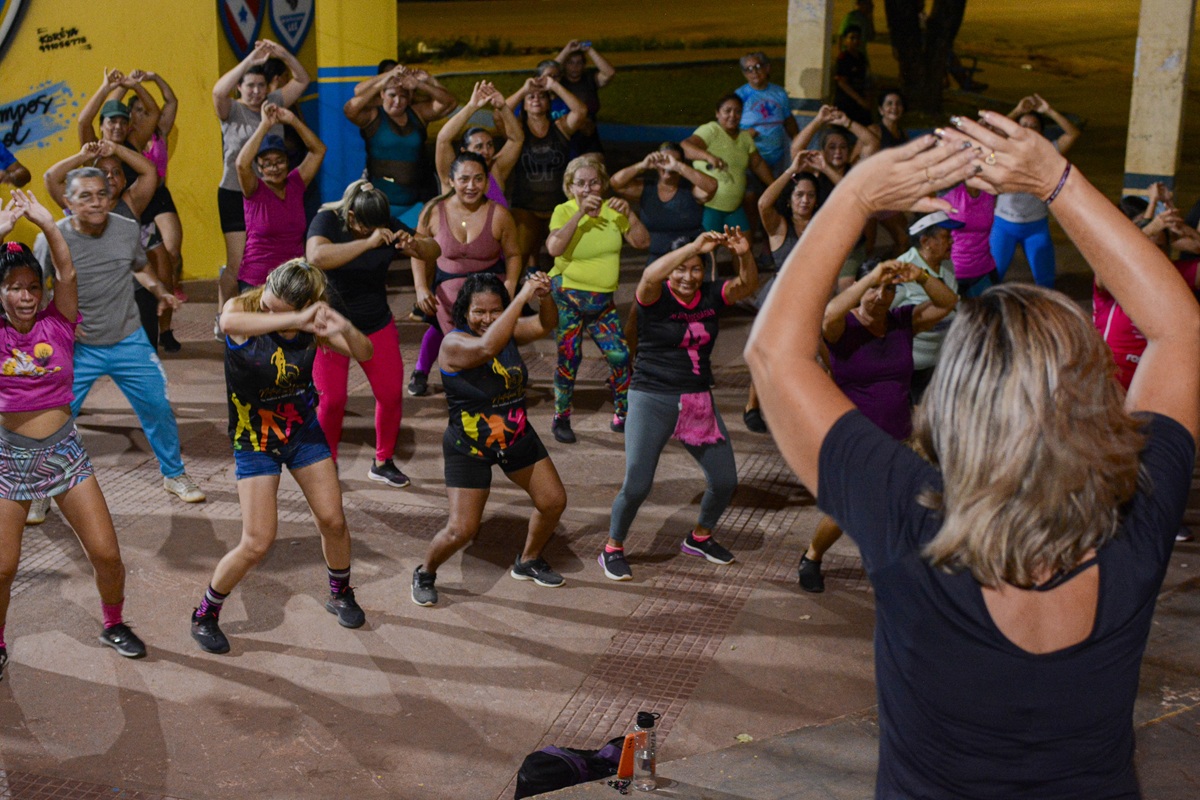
[984,152,997,166]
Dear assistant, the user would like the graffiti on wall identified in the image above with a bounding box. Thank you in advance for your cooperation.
[36,25,90,52]
[0,82,76,150]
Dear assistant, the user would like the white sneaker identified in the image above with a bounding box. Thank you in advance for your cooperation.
[25,497,50,525]
[164,473,206,503]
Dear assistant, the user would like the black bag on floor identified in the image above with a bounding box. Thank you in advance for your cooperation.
[514,736,624,799]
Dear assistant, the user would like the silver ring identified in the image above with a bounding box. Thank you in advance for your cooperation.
[985,152,997,166]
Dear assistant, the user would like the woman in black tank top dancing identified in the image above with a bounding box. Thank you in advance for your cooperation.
[411,272,565,607]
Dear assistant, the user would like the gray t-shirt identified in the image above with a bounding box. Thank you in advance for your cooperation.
[994,191,1048,224]
[218,90,284,192]
[34,215,148,346]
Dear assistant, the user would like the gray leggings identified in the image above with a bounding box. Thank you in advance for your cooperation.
[609,389,738,542]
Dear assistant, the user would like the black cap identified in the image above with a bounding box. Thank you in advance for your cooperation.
[636,711,658,729]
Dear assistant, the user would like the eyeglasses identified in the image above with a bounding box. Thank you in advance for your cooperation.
[742,64,765,73]
[572,179,602,189]
[258,158,287,169]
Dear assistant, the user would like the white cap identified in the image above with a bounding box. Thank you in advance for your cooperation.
[909,211,965,236]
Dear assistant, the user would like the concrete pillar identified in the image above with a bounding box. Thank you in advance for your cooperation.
[314,0,397,203]
[1122,0,1197,194]
[785,0,836,112]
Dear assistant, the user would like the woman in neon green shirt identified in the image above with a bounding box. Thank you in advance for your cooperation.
[545,154,649,443]
[682,94,775,232]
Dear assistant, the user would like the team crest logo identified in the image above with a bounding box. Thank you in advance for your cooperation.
[0,0,27,58]
[219,0,265,59]
[269,0,313,54]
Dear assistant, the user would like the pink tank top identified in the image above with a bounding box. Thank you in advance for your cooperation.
[434,201,501,276]
[142,131,168,180]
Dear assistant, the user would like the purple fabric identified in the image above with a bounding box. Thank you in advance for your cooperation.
[825,305,915,440]
[672,391,725,446]
[944,184,997,280]
[486,173,509,208]
[415,325,443,374]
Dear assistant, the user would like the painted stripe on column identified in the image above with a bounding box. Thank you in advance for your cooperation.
[1124,172,1175,191]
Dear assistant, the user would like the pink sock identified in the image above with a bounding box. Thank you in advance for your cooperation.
[0,625,5,648]
[605,544,624,553]
[101,601,124,629]
[691,532,711,543]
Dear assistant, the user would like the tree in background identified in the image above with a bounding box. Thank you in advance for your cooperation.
[885,0,968,114]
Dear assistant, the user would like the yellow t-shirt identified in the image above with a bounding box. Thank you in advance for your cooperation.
[691,120,757,213]
[549,199,631,293]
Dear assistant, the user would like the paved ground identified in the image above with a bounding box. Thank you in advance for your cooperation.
[0,244,1198,800]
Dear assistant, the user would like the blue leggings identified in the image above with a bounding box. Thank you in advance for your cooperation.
[990,216,1056,287]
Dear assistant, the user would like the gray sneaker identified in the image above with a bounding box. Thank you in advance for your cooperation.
[411,565,438,607]
[511,556,564,587]
[25,497,49,526]
[164,473,206,503]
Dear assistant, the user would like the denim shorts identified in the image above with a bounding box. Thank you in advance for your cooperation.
[233,418,331,479]
[0,420,94,501]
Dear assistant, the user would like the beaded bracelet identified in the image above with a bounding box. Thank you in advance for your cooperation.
[1044,163,1072,206]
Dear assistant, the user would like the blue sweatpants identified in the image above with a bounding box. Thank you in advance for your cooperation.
[990,216,1056,287]
[72,328,186,478]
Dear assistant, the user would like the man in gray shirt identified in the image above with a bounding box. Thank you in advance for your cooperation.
[31,168,204,522]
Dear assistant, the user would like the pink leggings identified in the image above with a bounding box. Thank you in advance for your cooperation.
[313,322,404,463]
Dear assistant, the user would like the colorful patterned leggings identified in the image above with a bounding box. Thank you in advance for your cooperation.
[552,281,630,420]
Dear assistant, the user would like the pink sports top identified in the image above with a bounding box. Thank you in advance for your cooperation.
[0,303,80,413]
[142,131,168,181]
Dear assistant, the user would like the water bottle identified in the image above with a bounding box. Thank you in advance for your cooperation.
[633,710,661,791]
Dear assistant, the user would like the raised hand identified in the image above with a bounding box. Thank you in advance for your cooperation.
[827,108,852,128]
[0,196,20,239]
[1013,96,1037,116]
[392,230,415,252]
[606,197,632,217]
[950,112,1068,199]
[274,105,296,125]
[249,40,272,65]
[94,139,116,158]
[312,304,352,338]
[722,225,752,255]
[260,101,280,125]
[81,141,104,159]
[469,81,491,107]
[579,194,603,216]
[525,271,552,298]
[840,131,979,215]
[104,67,125,89]
[13,189,54,230]
[887,260,926,284]
[367,227,395,249]
[692,230,724,254]
[1031,93,1052,114]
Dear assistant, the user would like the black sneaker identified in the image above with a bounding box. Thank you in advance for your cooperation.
[610,415,625,433]
[743,408,768,434]
[598,550,633,581]
[99,622,147,659]
[551,416,577,444]
[511,556,565,587]
[798,555,825,593]
[411,565,438,607]
[408,370,429,397]
[159,330,182,353]
[680,534,734,565]
[191,608,231,654]
[326,587,366,628]
[368,460,412,488]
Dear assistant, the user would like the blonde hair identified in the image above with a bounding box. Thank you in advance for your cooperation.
[318,179,391,230]
[236,259,328,313]
[913,284,1145,588]
[562,154,609,197]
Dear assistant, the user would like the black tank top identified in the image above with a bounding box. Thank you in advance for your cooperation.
[510,118,570,213]
[441,335,531,457]
[640,174,704,259]
[225,330,318,453]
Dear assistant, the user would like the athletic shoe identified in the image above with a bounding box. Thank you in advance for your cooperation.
[511,556,565,587]
[159,330,182,353]
[680,534,735,565]
[0,646,7,681]
[326,587,366,629]
[1177,526,1195,543]
[213,314,222,340]
[191,608,230,654]
[25,497,49,526]
[408,370,429,397]
[173,287,189,303]
[798,555,825,593]
[551,416,577,444]
[164,473,206,503]
[598,550,633,581]
[411,565,438,607]
[368,460,411,488]
[99,622,147,659]
[743,408,768,434]
[610,415,626,434]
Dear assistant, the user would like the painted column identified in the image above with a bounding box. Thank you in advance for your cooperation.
[1123,0,1197,194]
[785,0,835,113]
[314,0,396,202]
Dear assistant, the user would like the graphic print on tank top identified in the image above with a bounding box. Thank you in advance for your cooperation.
[226,332,318,453]
[442,338,530,457]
